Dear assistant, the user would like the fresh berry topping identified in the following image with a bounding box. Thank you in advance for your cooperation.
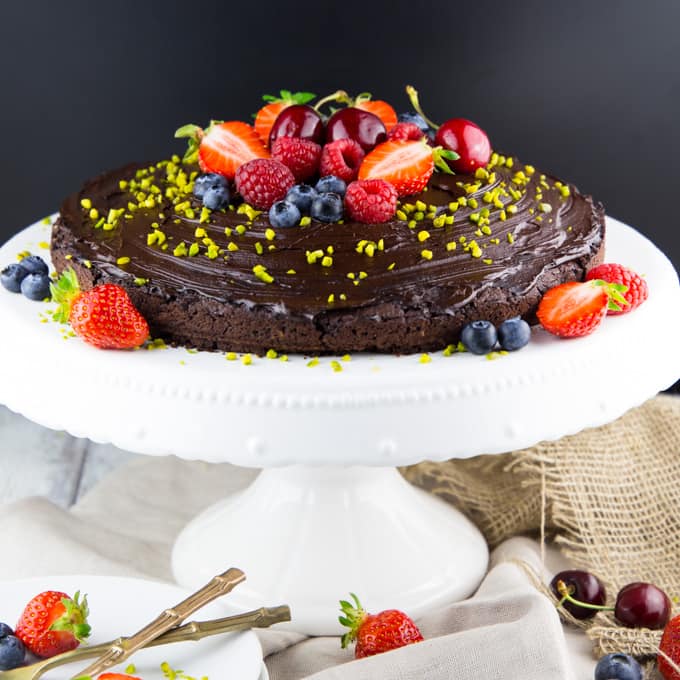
[19,255,49,276]
[175,121,269,181]
[614,582,671,629]
[319,139,365,182]
[659,614,680,679]
[1,263,29,293]
[586,263,648,315]
[387,122,425,142]
[0,633,25,671]
[51,270,150,350]
[536,280,627,338]
[550,570,606,620]
[269,200,301,228]
[339,593,423,659]
[193,173,228,199]
[310,192,343,223]
[254,90,316,146]
[344,179,397,224]
[15,590,90,658]
[202,185,230,210]
[269,104,325,146]
[315,175,347,197]
[497,317,531,351]
[271,137,322,182]
[460,320,498,354]
[359,140,434,197]
[20,273,51,301]
[354,97,398,131]
[286,184,318,213]
[235,158,296,210]
[434,118,492,173]
[326,108,387,153]
[594,653,643,680]
[98,674,142,680]
[0,624,13,638]
[397,111,430,133]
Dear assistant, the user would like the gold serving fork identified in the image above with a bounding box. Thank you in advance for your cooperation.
[0,604,290,680]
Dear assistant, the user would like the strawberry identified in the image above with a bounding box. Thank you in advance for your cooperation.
[51,269,150,350]
[175,121,269,180]
[339,593,423,659]
[15,590,90,658]
[354,95,398,131]
[235,158,296,210]
[536,279,629,338]
[586,263,648,315]
[358,140,434,196]
[659,614,680,679]
[271,137,322,182]
[254,90,316,146]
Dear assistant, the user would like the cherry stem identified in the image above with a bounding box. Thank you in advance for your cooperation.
[405,85,440,129]
[314,90,351,112]
[554,580,614,612]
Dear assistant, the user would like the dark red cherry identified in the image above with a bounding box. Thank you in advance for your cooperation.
[325,107,387,153]
[434,118,491,174]
[550,570,606,620]
[269,105,324,146]
[614,582,671,629]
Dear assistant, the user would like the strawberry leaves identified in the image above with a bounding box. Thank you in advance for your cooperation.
[262,90,316,105]
[590,279,630,312]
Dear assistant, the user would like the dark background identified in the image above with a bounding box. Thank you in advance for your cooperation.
[1,0,679,274]
[0,0,678,391]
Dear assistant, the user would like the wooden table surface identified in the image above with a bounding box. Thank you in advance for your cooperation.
[0,405,140,507]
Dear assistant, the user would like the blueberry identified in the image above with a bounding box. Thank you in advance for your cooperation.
[0,635,25,671]
[310,192,344,223]
[497,317,531,351]
[193,173,228,199]
[269,200,301,228]
[20,273,51,301]
[397,112,430,133]
[202,185,230,210]
[286,184,318,214]
[0,623,13,638]
[594,653,642,680]
[460,320,498,355]
[1,263,29,293]
[315,175,347,197]
[19,255,48,276]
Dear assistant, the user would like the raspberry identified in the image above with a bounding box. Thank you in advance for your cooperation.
[234,159,295,210]
[344,179,398,224]
[271,137,322,182]
[387,122,425,142]
[585,263,649,315]
[319,139,365,183]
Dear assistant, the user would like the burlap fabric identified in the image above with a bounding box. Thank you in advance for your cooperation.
[403,394,680,661]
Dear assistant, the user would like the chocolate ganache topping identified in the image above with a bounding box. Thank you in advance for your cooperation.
[52,153,605,353]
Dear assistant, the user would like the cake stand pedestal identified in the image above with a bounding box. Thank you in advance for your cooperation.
[0,216,678,636]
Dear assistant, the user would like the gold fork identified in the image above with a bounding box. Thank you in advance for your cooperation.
[0,604,290,680]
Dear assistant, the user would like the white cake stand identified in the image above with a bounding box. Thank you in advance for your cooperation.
[0,216,678,635]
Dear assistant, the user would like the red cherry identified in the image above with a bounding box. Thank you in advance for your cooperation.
[325,108,387,153]
[550,570,606,620]
[434,118,491,174]
[269,105,324,146]
[614,582,671,629]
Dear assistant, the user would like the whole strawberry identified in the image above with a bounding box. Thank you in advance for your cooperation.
[51,269,150,350]
[586,263,648,315]
[235,158,296,210]
[659,614,680,679]
[15,590,90,658]
[339,593,423,659]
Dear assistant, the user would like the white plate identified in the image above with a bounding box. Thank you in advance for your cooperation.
[0,575,264,680]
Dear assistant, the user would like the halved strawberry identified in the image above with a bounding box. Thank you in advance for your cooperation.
[175,121,269,180]
[358,140,434,196]
[355,96,398,131]
[254,90,316,146]
[537,280,628,338]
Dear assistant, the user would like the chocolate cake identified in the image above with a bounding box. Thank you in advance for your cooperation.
[51,153,605,354]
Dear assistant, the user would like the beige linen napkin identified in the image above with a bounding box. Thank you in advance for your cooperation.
[0,455,587,679]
